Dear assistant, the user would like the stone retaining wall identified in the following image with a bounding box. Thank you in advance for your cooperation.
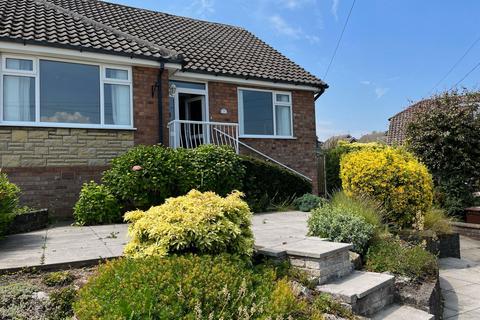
[452,222,480,240]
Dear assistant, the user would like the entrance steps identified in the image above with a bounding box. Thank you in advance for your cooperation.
[256,237,435,319]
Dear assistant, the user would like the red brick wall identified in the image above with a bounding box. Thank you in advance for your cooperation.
[208,81,319,193]
[3,166,107,219]
[132,66,170,146]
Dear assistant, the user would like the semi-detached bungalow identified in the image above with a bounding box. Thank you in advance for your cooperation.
[0,0,328,218]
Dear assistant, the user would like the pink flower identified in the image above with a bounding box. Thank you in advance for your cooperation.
[132,165,143,172]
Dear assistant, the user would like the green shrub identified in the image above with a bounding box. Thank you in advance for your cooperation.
[74,254,281,319]
[241,156,311,212]
[294,194,324,212]
[324,141,385,193]
[0,283,41,319]
[308,203,375,254]
[330,191,385,234]
[365,238,438,280]
[102,145,180,209]
[340,147,434,228]
[424,207,453,234]
[102,145,245,210]
[188,145,245,196]
[74,182,122,225]
[0,173,20,236]
[406,90,480,216]
[43,271,75,287]
[46,287,76,320]
[124,190,253,258]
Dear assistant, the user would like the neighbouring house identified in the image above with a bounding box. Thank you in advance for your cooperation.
[387,99,434,145]
[0,0,328,218]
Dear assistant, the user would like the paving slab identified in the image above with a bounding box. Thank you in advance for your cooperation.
[0,211,315,271]
[440,236,480,319]
[371,304,434,320]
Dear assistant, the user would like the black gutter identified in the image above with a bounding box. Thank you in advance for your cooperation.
[314,85,328,101]
[157,62,165,145]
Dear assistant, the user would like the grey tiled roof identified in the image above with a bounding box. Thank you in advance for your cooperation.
[0,0,326,88]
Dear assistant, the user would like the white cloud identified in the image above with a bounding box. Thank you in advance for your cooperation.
[360,80,371,85]
[331,0,340,20]
[305,34,320,44]
[269,15,302,37]
[280,0,314,9]
[375,87,389,99]
[186,0,215,17]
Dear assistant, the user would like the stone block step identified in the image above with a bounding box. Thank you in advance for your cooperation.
[257,237,354,284]
[370,304,434,320]
[316,271,395,316]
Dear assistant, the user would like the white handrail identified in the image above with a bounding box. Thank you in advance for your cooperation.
[212,128,312,182]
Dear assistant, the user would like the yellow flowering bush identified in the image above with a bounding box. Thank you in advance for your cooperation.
[340,148,434,228]
[124,190,254,258]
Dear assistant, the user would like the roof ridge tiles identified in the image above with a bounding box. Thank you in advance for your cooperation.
[35,0,183,61]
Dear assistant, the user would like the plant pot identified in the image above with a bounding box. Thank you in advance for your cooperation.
[465,207,480,224]
[7,209,49,235]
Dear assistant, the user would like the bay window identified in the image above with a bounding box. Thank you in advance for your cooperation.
[238,88,293,138]
[0,55,133,128]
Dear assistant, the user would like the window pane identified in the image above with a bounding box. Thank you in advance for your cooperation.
[106,68,128,80]
[169,80,205,90]
[40,60,100,124]
[276,94,290,103]
[6,58,33,71]
[241,90,273,135]
[104,84,131,125]
[3,75,35,121]
[275,105,292,136]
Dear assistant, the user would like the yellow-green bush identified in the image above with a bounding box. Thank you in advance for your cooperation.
[124,190,254,258]
[340,147,434,228]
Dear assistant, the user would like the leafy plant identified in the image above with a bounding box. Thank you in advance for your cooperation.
[424,207,454,234]
[43,271,75,287]
[124,190,254,258]
[293,194,324,212]
[308,203,375,254]
[340,147,434,228]
[73,182,122,225]
[241,156,311,212]
[74,254,279,319]
[0,283,42,319]
[365,238,438,281]
[0,173,20,236]
[406,90,480,216]
[330,191,386,235]
[46,287,76,320]
[324,141,385,193]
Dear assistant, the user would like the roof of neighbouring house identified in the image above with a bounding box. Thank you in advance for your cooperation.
[0,0,327,89]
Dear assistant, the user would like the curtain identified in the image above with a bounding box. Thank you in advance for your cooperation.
[275,105,292,136]
[3,75,33,121]
[110,84,130,125]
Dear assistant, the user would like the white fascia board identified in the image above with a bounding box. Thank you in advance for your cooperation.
[172,71,322,92]
[0,41,182,70]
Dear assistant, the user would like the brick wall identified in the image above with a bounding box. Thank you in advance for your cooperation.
[132,66,170,146]
[0,127,134,168]
[208,81,319,192]
[3,166,107,219]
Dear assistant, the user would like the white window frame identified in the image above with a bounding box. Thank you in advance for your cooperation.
[0,54,134,130]
[238,87,294,139]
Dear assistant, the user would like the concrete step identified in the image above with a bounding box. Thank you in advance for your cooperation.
[370,304,434,320]
[316,271,395,316]
[256,237,353,284]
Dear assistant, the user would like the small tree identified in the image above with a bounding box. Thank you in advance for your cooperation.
[406,90,480,215]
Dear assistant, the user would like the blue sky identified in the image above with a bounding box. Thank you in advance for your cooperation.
[108,0,480,140]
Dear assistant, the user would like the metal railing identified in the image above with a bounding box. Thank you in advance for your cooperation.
[167,120,239,153]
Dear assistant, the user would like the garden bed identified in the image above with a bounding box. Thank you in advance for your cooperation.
[7,209,48,235]
[394,275,443,320]
[398,230,460,258]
